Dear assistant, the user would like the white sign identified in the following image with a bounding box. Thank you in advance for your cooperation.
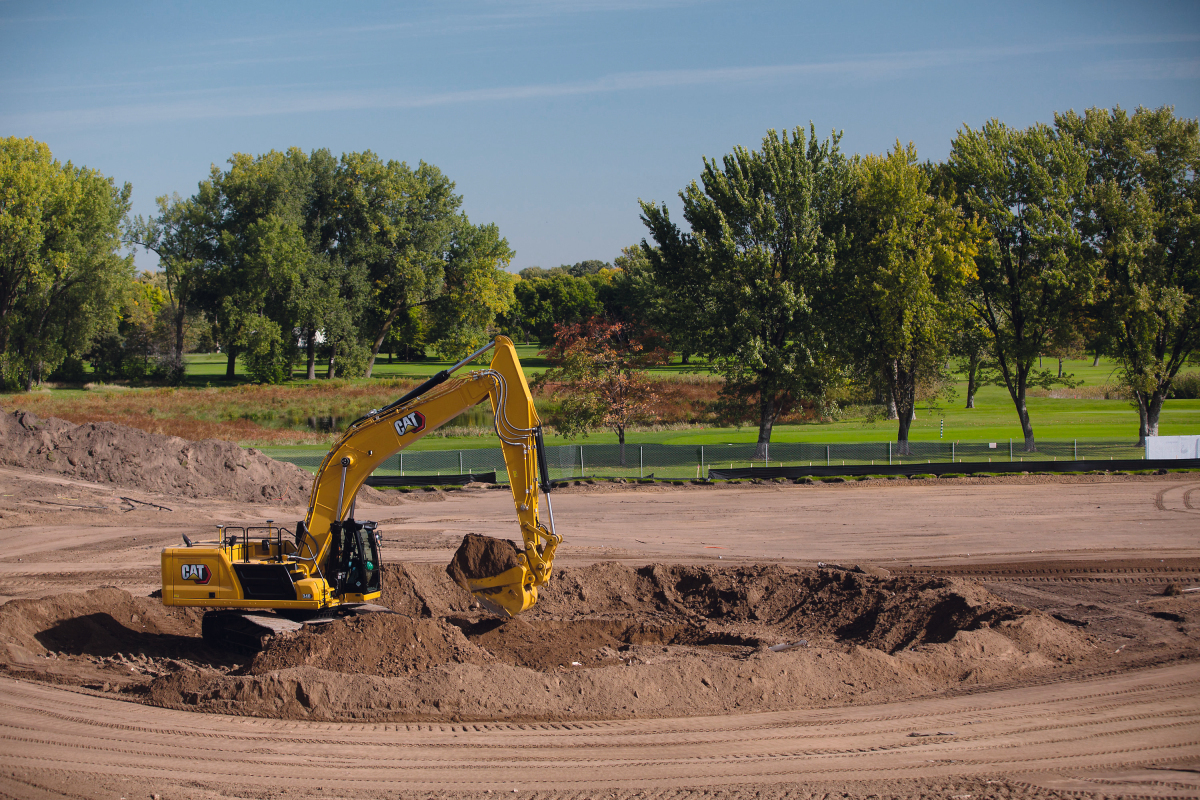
[1145,435,1200,460]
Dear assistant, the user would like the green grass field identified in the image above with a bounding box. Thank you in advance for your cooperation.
[182,344,708,384]
[8,350,1198,455]
[192,351,1199,451]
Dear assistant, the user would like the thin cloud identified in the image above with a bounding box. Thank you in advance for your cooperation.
[0,13,88,24]
[201,0,711,48]
[6,36,1197,131]
[1084,56,1200,81]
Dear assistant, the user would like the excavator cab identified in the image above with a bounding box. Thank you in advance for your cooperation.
[328,520,381,598]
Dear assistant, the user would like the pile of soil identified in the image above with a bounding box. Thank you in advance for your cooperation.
[249,614,487,676]
[0,409,394,505]
[0,587,229,689]
[0,562,1100,723]
[446,533,523,589]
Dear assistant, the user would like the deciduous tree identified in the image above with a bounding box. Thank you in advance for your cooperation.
[842,142,979,453]
[537,318,669,465]
[0,137,132,389]
[948,120,1095,451]
[501,270,601,343]
[128,193,216,381]
[641,125,854,458]
[1057,105,1200,443]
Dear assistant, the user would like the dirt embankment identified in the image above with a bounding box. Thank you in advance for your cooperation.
[0,562,1123,723]
[0,409,396,505]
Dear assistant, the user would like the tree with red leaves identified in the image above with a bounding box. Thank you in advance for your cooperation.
[537,318,670,466]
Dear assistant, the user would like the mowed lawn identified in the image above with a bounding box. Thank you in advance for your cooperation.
[253,351,1200,449]
[3,350,1197,453]
[183,344,704,382]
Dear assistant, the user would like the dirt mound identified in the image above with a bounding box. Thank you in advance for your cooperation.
[0,587,231,689]
[250,613,487,676]
[446,534,523,589]
[450,617,696,671]
[0,409,395,505]
[0,564,1094,723]
[139,563,1090,721]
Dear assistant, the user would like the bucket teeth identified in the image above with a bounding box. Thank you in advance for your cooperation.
[473,594,514,618]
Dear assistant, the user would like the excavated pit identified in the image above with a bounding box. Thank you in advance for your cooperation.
[0,562,1099,722]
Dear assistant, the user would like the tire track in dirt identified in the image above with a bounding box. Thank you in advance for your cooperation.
[6,671,1197,744]
[1157,482,1200,514]
[0,664,1196,797]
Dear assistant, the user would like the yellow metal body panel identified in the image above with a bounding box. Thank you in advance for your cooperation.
[159,336,560,616]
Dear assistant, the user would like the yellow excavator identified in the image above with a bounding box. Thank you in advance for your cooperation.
[160,336,561,649]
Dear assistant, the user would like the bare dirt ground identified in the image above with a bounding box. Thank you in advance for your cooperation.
[0,412,1198,798]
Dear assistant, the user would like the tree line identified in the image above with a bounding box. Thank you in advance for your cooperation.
[636,106,1199,454]
[1,104,1196,453]
[0,142,516,390]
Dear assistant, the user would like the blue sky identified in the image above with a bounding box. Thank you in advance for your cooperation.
[3,1,1198,272]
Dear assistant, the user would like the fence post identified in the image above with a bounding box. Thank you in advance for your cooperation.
[580,444,585,478]
[459,451,463,475]
[701,445,704,470]
[1074,439,1078,460]
[826,445,830,467]
[640,446,643,479]
[888,442,891,466]
[399,452,403,476]
[1009,439,1013,462]
[951,442,955,462]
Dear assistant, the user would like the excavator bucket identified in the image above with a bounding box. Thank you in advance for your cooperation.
[447,534,539,617]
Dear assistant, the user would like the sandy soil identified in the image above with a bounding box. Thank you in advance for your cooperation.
[0,414,1198,798]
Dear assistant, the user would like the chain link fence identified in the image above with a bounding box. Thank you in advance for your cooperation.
[264,438,1149,483]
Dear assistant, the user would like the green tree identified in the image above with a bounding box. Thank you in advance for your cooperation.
[193,148,314,381]
[501,271,601,343]
[948,120,1095,451]
[842,142,979,453]
[331,153,513,376]
[519,266,550,280]
[0,137,132,389]
[88,273,172,381]
[425,218,515,360]
[565,259,609,277]
[641,125,854,458]
[128,193,218,381]
[1056,105,1200,443]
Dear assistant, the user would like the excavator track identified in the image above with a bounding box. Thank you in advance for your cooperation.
[200,604,397,654]
[200,611,305,655]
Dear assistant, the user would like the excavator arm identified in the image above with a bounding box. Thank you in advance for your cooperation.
[298,335,560,615]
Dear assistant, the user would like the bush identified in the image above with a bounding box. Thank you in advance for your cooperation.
[49,356,87,383]
[1170,372,1200,399]
[87,332,171,382]
[237,317,290,384]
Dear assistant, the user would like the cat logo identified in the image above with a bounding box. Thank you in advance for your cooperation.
[393,411,426,437]
[181,563,211,585]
